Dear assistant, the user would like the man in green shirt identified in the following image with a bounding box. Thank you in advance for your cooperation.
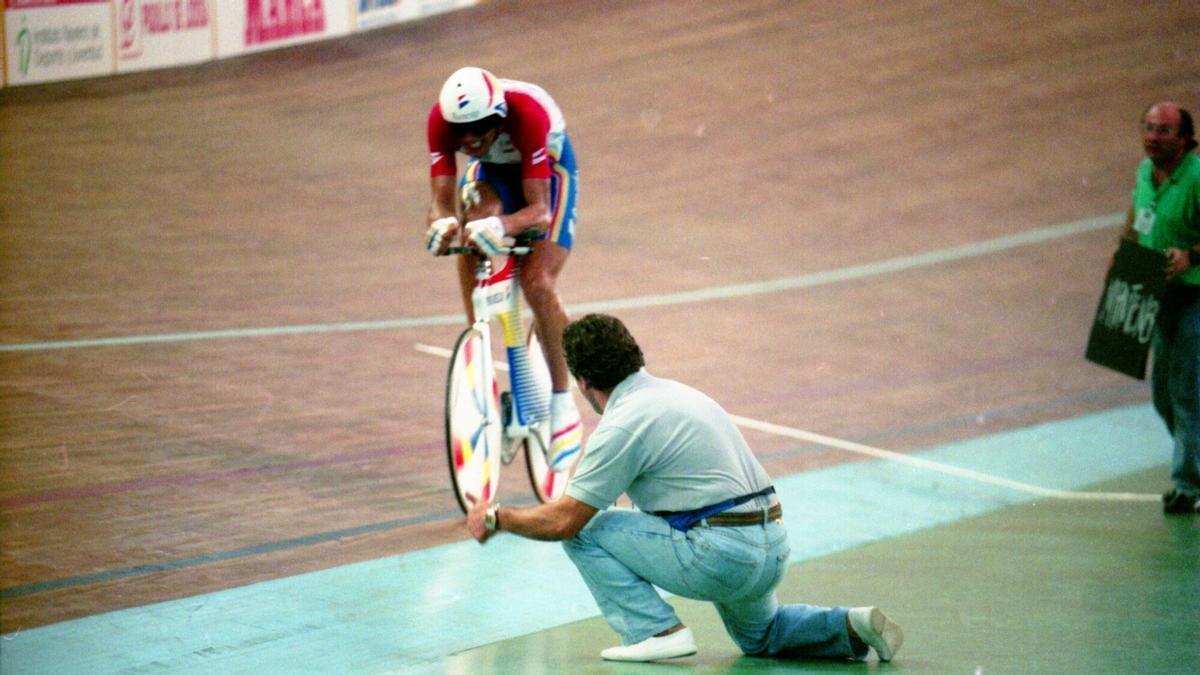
[1122,101,1200,514]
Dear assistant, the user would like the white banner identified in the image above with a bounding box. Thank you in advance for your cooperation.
[1,0,477,86]
[115,0,214,72]
[2,10,7,86]
[4,0,112,85]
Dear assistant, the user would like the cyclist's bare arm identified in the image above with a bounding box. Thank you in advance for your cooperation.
[455,176,552,237]
[429,175,458,224]
[431,176,550,253]
[504,178,552,237]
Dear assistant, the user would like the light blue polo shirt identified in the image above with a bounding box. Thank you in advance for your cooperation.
[565,369,773,514]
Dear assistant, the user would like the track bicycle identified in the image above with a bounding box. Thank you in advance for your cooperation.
[441,232,576,513]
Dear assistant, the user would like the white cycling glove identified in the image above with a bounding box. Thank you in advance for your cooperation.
[424,216,458,256]
[465,216,506,257]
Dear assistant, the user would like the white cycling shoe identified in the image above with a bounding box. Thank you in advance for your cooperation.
[547,391,582,472]
[600,627,697,662]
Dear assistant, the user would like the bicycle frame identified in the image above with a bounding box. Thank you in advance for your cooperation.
[470,252,550,436]
[444,242,562,512]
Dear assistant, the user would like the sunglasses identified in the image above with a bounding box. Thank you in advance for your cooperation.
[450,116,501,138]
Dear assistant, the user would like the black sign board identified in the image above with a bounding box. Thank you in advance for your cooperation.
[1085,239,1167,379]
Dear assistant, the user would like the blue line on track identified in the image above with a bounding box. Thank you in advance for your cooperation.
[0,404,1171,674]
[0,512,458,600]
[0,380,1142,602]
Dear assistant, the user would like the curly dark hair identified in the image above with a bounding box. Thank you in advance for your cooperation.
[562,314,645,391]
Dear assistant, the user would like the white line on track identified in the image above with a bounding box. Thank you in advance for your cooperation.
[415,342,509,372]
[728,414,1160,503]
[414,342,1158,503]
[413,343,454,360]
[1,212,1123,352]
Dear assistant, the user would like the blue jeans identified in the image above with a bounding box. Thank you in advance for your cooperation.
[562,508,866,660]
[1151,292,1200,497]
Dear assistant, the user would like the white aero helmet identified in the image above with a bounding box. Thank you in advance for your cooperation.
[439,67,508,124]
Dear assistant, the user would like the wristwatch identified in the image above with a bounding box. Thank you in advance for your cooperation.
[484,504,501,532]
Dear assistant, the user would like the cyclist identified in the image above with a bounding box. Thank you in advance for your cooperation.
[423,66,582,472]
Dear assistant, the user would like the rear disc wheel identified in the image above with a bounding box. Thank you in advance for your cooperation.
[524,329,575,503]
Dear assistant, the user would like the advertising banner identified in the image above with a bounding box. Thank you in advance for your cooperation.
[115,0,214,73]
[4,0,112,85]
[215,0,350,57]
[356,0,474,32]
[1,0,476,86]
[355,0,415,31]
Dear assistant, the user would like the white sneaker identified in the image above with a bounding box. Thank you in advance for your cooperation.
[548,391,582,472]
[600,627,697,662]
[848,606,903,662]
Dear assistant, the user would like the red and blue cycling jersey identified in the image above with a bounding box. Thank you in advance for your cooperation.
[427,79,577,250]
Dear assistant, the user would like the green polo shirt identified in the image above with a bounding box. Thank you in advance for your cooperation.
[1131,152,1200,286]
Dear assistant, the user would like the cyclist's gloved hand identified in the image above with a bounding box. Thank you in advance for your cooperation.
[424,217,458,256]
[465,216,506,256]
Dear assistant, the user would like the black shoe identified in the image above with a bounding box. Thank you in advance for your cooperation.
[1163,489,1200,515]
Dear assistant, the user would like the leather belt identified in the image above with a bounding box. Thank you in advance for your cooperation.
[702,502,782,527]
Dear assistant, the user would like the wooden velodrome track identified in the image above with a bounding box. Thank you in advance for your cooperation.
[1,0,1198,667]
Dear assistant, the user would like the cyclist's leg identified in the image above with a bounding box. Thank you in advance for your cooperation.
[522,138,582,470]
[522,240,583,471]
[521,242,571,390]
[519,135,579,392]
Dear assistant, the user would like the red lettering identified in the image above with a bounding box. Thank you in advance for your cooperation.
[246,0,326,45]
[143,0,174,34]
[185,0,209,28]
